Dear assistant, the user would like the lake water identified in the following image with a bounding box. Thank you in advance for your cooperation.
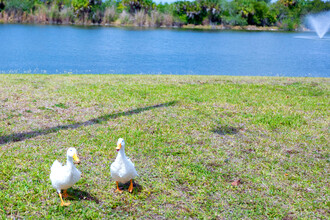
[0,24,329,77]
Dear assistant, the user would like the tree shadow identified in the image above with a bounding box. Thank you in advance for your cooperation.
[211,125,241,135]
[67,188,100,204]
[0,101,177,145]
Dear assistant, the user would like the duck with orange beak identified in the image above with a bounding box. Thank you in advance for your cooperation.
[50,147,81,206]
[110,138,138,193]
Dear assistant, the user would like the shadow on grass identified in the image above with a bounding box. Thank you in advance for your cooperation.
[0,101,177,145]
[68,188,100,204]
[117,180,143,194]
[211,125,241,135]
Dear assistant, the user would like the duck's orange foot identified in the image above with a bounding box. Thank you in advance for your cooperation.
[60,202,71,207]
[128,179,134,193]
[115,189,123,193]
[115,181,123,193]
[58,193,70,207]
[62,190,69,198]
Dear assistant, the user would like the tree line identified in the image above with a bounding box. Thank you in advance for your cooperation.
[0,0,329,30]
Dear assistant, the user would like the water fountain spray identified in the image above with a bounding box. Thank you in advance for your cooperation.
[306,11,330,39]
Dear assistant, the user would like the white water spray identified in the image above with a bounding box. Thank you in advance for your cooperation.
[306,11,330,39]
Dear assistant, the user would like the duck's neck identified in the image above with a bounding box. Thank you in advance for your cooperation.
[117,148,126,160]
[66,156,75,169]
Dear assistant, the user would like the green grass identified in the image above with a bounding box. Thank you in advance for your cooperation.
[0,74,329,219]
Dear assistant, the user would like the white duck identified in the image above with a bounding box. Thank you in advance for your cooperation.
[50,147,81,206]
[110,138,138,193]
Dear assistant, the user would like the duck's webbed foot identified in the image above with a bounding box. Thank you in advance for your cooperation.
[128,179,134,193]
[59,193,71,206]
[115,181,123,193]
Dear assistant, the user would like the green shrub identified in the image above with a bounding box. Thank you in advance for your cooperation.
[49,3,61,22]
[119,10,131,24]
[5,0,35,12]
[59,7,75,23]
[282,17,297,30]
[103,6,117,23]
[222,14,248,26]
[71,0,90,12]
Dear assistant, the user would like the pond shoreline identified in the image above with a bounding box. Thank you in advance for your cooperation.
[1,73,328,79]
[0,20,309,32]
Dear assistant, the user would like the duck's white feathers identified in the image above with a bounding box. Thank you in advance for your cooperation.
[50,159,81,193]
[110,153,138,184]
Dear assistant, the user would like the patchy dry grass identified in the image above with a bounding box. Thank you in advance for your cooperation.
[0,74,329,219]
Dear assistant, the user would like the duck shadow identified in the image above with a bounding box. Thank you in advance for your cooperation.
[211,125,241,135]
[67,188,100,204]
[118,181,143,194]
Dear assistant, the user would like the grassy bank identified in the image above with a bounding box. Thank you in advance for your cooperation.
[0,74,329,219]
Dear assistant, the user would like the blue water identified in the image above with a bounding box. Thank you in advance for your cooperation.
[0,24,329,77]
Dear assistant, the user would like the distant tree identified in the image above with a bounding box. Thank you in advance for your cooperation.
[103,0,117,8]
[4,0,35,12]
[198,0,223,24]
[258,0,271,4]
[270,0,306,30]
[156,2,171,14]
[0,0,5,11]
[230,0,255,25]
[122,0,155,14]
[71,0,102,17]
[306,0,330,13]
[72,0,90,12]
[0,0,328,28]
[251,1,269,26]
[173,1,209,25]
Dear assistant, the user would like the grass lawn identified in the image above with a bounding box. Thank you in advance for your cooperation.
[0,74,329,219]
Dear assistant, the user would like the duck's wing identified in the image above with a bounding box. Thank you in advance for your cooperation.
[126,158,138,176]
[73,166,81,176]
[71,165,82,183]
[50,160,70,180]
[50,160,66,185]
[51,160,63,173]
[127,160,136,169]
[110,161,120,175]
[126,157,135,167]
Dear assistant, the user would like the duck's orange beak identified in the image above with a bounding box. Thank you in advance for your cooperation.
[116,143,122,152]
[73,153,80,164]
